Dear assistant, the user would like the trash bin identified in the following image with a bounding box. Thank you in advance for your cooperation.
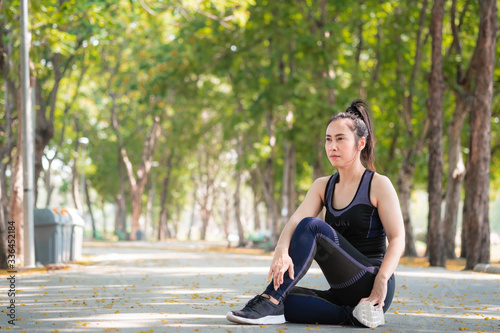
[66,208,84,261]
[34,208,69,265]
[57,208,73,263]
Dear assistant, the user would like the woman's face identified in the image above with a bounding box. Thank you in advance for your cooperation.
[325,119,365,168]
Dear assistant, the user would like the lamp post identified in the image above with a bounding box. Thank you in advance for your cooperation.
[78,137,89,201]
[148,161,159,240]
[20,0,35,268]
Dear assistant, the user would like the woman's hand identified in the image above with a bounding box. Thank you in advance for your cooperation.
[359,274,387,309]
[266,248,295,290]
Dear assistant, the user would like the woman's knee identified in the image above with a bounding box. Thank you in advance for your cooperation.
[297,217,323,229]
[290,218,320,242]
[296,217,330,234]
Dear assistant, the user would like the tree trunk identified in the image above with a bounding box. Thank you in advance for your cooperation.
[197,147,215,241]
[188,185,197,241]
[84,179,96,239]
[0,172,8,269]
[114,153,127,239]
[1,157,10,225]
[397,158,418,257]
[100,200,108,239]
[464,0,497,270]
[234,176,245,246]
[200,198,209,240]
[443,93,468,259]
[111,95,162,240]
[287,141,296,216]
[44,162,55,207]
[173,203,181,238]
[443,151,464,259]
[253,196,261,232]
[1,24,15,209]
[158,190,171,241]
[249,172,262,231]
[281,138,296,231]
[480,218,490,263]
[312,141,325,181]
[394,141,419,258]
[1,33,20,263]
[71,139,84,215]
[114,197,122,238]
[130,188,143,240]
[158,204,170,240]
[234,134,246,247]
[9,117,23,263]
[158,154,173,241]
[256,161,280,246]
[34,54,64,201]
[460,189,469,258]
[221,191,230,240]
[393,0,429,257]
[445,0,481,260]
[144,180,154,241]
[427,0,446,268]
[263,110,281,245]
[0,53,15,268]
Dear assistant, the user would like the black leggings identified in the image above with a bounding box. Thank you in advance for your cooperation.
[263,217,395,325]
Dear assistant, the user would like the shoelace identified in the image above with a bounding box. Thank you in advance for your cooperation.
[246,295,265,309]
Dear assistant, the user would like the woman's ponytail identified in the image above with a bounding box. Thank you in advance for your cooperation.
[350,100,375,171]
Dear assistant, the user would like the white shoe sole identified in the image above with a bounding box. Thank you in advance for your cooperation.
[226,311,286,325]
[353,301,384,328]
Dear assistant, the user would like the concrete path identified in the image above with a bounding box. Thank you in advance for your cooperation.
[1,241,499,332]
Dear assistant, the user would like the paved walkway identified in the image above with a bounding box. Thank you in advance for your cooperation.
[1,241,499,332]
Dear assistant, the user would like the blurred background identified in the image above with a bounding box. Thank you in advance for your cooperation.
[0,0,499,268]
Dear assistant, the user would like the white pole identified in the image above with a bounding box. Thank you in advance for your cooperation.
[20,0,35,267]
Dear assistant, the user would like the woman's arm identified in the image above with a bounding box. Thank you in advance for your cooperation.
[362,174,405,309]
[267,177,328,290]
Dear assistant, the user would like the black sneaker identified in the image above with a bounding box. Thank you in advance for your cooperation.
[226,295,285,325]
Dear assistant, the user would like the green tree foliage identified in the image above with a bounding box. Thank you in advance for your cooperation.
[0,0,498,262]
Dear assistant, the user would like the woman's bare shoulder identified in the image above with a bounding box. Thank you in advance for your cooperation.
[308,176,332,202]
[371,172,398,205]
[314,175,332,184]
[372,172,394,188]
[311,175,332,191]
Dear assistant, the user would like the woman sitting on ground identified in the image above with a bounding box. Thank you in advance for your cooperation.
[226,99,405,328]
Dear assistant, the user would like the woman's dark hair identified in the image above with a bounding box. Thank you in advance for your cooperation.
[327,99,376,171]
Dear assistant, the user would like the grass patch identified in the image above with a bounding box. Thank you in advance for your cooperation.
[0,264,71,277]
[399,256,466,270]
[204,246,271,255]
[399,256,500,271]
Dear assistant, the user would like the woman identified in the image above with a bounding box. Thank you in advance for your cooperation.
[226,99,405,328]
